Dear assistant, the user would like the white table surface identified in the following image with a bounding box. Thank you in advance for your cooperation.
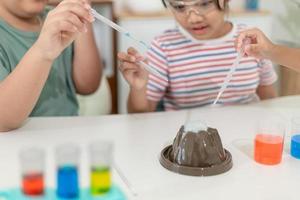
[1,96,300,200]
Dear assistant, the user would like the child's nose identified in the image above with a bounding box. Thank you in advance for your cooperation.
[187,10,204,24]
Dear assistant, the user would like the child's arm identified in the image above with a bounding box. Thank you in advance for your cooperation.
[237,28,300,72]
[267,45,300,73]
[257,85,277,100]
[72,1,102,95]
[0,0,93,132]
[118,48,158,113]
[127,87,158,113]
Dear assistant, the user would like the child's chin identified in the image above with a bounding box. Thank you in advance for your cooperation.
[187,29,213,40]
[190,33,212,41]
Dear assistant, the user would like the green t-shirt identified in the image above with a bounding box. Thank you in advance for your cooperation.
[0,8,78,116]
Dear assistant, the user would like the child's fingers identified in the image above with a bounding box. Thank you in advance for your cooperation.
[59,0,88,9]
[236,32,246,50]
[59,0,84,5]
[236,29,259,53]
[237,32,254,49]
[127,47,145,62]
[127,47,138,55]
[55,1,94,23]
[127,47,142,57]
[118,52,137,62]
[244,44,260,57]
[119,62,139,72]
[54,12,87,32]
[60,0,87,5]
[54,20,78,33]
[80,0,91,4]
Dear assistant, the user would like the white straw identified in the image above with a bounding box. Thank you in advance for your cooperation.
[113,163,138,197]
[91,8,128,34]
[213,39,250,105]
[91,8,161,77]
[213,53,242,105]
[139,61,161,77]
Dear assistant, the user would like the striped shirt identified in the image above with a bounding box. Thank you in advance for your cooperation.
[146,23,277,111]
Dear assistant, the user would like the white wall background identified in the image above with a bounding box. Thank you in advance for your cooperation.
[115,0,296,42]
[260,0,297,43]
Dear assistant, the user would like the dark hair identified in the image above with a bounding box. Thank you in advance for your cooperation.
[161,0,227,11]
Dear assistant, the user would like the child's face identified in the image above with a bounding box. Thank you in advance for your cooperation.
[166,0,227,40]
[0,0,48,18]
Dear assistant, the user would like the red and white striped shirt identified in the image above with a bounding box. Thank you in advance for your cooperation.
[146,23,277,111]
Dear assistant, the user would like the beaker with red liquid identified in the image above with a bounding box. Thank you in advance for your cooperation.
[254,119,285,165]
[19,147,45,196]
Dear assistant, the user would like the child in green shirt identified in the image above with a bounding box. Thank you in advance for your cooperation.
[0,0,102,131]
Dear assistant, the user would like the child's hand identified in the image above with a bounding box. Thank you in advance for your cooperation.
[35,0,94,62]
[118,47,149,90]
[236,28,274,59]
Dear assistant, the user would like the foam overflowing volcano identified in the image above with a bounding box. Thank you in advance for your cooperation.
[160,122,233,176]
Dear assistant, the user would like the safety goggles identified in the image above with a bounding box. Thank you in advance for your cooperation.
[165,0,217,16]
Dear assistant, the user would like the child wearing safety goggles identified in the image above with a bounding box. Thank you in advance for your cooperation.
[118,0,277,113]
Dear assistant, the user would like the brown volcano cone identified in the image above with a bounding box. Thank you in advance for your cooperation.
[160,126,233,176]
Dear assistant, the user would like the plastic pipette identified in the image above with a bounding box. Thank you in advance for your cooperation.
[212,39,250,105]
[90,8,161,77]
[113,163,138,198]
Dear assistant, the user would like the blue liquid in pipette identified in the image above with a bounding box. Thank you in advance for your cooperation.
[124,32,150,50]
[140,41,150,49]
[57,166,79,198]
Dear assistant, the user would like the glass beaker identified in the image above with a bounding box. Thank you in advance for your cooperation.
[19,147,45,196]
[55,144,80,198]
[291,117,300,159]
[89,140,114,195]
[254,119,285,165]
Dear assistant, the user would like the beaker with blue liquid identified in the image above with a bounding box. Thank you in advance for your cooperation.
[55,144,80,199]
[291,117,300,159]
